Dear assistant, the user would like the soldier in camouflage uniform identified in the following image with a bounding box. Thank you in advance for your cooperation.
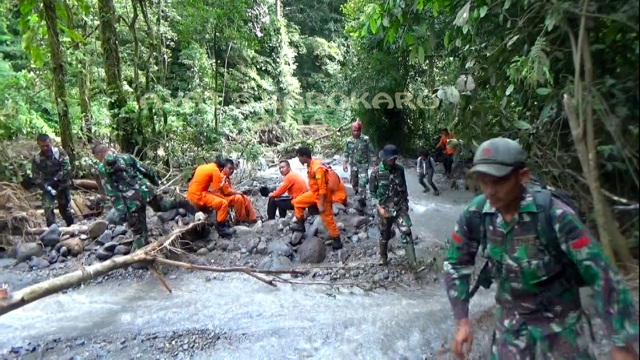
[369,144,421,271]
[92,144,196,250]
[343,120,375,209]
[31,134,74,227]
[444,138,638,360]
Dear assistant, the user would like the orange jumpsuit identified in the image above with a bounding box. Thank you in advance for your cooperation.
[327,168,347,205]
[292,159,340,238]
[269,170,309,199]
[215,171,257,223]
[438,133,456,155]
[186,163,229,223]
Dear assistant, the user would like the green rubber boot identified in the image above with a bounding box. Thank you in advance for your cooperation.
[379,240,388,266]
[404,243,419,271]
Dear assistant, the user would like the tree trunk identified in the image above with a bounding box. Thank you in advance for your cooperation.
[98,0,137,153]
[43,0,75,165]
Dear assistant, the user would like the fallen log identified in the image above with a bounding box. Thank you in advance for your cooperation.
[73,179,99,191]
[20,225,89,236]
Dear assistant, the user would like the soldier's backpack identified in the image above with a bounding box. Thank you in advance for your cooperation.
[468,188,588,305]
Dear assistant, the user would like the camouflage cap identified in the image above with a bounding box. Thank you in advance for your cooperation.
[470,138,527,177]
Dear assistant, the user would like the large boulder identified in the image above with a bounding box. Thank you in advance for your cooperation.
[267,240,293,257]
[297,237,326,264]
[257,256,293,271]
[15,242,43,263]
[54,237,84,256]
[97,230,113,245]
[39,224,61,247]
[88,220,109,239]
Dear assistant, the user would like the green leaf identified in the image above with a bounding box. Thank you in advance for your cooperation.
[513,120,531,130]
[370,18,377,33]
[506,84,514,96]
[19,0,36,15]
[409,47,417,63]
[418,45,425,64]
[444,32,451,47]
[504,0,512,9]
[406,33,415,45]
[536,88,551,95]
[479,6,488,18]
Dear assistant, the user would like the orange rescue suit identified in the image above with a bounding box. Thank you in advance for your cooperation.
[186,163,229,223]
[292,159,340,238]
[438,133,456,155]
[216,171,257,223]
[269,170,308,199]
[327,167,347,205]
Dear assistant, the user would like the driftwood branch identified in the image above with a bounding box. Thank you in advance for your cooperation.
[21,225,89,236]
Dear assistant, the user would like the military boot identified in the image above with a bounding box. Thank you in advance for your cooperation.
[61,208,75,227]
[331,236,343,250]
[357,198,367,209]
[379,240,388,266]
[44,209,56,228]
[290,218,306,233]
[404,243,419,272]
[217,221,235,238]
[178,200,198,215]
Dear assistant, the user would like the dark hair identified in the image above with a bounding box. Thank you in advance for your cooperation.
[36,133,50,142]
[279,160,291,167]
[92,143,108,155]
[296,146,312,158]
[441,128,449,133]
[224,158,235,167]
[214,159,225,168]
[418,149,429,157]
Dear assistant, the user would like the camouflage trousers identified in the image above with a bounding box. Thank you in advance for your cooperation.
[123,193,184,250]
[349,164,369,203]
[378,207,413,245]
[491,322,593,359]
[42,186,74,227]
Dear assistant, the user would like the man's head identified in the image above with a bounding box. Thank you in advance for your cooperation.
[351,120,362,138]
[379,144,398,167]
[278,160,291,176]
[36,133,52,155]
[91,143,111,162]
[441,128,450,137]
[418,149,428,159]
[296,146,312,165]
[223,159,235,176]
[214,158,225,170]
[470,138,530,210]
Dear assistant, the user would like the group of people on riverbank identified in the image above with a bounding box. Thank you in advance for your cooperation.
[29,121,638,359]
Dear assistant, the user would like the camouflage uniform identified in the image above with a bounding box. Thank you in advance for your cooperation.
[369,161,418,269]
[31,147,74,227]
[98,152,193,249]
[344,134,375,206]
[444,191,639,359]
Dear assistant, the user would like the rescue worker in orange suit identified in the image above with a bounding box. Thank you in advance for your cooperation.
[436,128,456,178]
[186,160,234,237]
[216,159,258,224]
[327,164,348,206]
[291,146,343,250]
[264,160,309,220]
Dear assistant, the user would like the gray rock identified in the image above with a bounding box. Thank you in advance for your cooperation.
[80,234,88,240]
[196,248,209,255]
[15,242,43,263]
[48,250,58,264]
[39,224,61,247]
[255,242,268,255]
[297,237,326,264]
[59,246,69,257]
[178,208,187,217]
[181,216,191,225]
[374,271,390,282]
[358,232,368,241]
[29,257,50,269]
[247,238,260,254]
[97,230,113,245]
[232,225,254,235]
[257,256,293,271]
[351,216,369,228]
[14,262,29,271]
[88,220,109,239]
[347,208,358,215]
[290,232,304,246]
[227,242,241,252]
[206,242,217,252]
[0,258,15,268]
[217,240,231,251]
[105,209,125,225]
[351,235,360,243]
[267,240,293,257]
[158,209,179,223]
[332,203,346,215]
[208,230,219,242]
[96,247,114,261]
[112,225,127,238]
[114,245,131,255]
[337,222,345,230]
[101,241,119,253]
[261,220,278,233]
[307,216,325,237]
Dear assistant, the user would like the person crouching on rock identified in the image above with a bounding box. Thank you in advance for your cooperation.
[186,160,235,238]
[370,144,422,272]
[91,144,197,250]
[213,159,258,224]
[264,160,309,220]
[290,146,343,251]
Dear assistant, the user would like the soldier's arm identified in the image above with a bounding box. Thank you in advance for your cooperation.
[31,156,45,190]
[443,207,481,321]
[98,164,126,213]
[342,140,351,166]
[551,199,639,347]
[53,148,71,183]
[368,170,379,205]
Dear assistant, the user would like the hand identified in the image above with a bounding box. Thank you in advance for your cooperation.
[611,343,638,360]
[376,204,388,218]
[318,202,326,213]
[343,164,348,173]
[451,319,473,359]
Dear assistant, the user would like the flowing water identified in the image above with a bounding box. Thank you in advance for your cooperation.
[1,158,497,359]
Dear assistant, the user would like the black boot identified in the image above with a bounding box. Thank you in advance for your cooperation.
[331,236,343,250]
[62,212,74,227]
[357,198,367,209]
[178,200,198,215]
[44,209,56,227]
[379,240,389,265]
[290,219,306,233]
[217,221,235,238]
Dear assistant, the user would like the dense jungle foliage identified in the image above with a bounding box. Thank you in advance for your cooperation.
[0,0,638,265]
